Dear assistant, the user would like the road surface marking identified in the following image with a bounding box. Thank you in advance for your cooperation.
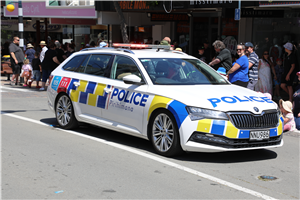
[0,86,34,92]
[1,111,278,200]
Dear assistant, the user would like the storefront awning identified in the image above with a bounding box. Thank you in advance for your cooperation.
[4,1,96,18]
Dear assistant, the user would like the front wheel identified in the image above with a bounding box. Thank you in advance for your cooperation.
[149,110,183,157]
[55,94,78,129]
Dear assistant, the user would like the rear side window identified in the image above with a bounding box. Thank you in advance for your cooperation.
[78,54,111,77]
[62,55,86,71]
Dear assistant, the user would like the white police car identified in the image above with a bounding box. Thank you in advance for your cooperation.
[47,43,283,156]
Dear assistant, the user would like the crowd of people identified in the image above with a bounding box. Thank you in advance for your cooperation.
[203,39,300,131]
[5,36,109,90]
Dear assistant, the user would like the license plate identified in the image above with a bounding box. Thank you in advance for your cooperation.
[250,130,270,141]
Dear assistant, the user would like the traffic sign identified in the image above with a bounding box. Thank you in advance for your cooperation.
[235,8,240,20]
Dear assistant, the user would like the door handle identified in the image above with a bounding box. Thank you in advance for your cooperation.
[104,87,112,93]
[73,82,80,87]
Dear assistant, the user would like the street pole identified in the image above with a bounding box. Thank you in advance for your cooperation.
[18,1,24,49]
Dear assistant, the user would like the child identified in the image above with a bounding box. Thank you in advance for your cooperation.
[31,52,42,88]
[273,58,284,100]
[21,59,32,87]
[279,99,296,131]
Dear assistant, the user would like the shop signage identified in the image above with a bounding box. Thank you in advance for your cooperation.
[189,0,237,8]
[50,18,96,25]
[241,9,284,18]
[32,23,61,31]
[259,1,300,6]
[118,1,149,10]
[151,13,189,21]
[4,1,96,18]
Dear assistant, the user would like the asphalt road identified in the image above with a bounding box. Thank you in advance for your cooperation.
[1,79,299,200]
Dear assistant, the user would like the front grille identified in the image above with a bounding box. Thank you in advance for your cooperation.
[229,111,279,129]
[189,132,282,149]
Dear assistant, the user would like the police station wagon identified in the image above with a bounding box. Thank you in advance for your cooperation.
[47,44,283,157]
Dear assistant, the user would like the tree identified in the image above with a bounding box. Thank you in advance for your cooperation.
[113,0,161,43]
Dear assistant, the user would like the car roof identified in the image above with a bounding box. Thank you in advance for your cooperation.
[77,47,196,59]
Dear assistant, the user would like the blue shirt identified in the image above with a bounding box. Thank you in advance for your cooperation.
[25,48,35,63]
[229,55,249,83]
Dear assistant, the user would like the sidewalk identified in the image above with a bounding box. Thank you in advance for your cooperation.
[1,74,47,90]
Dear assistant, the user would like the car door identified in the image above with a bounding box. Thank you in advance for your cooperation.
[66,54,113,122]
[101,55,149,135]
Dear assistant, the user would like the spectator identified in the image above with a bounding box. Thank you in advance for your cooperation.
[154,40,160,45]
[9,36,25,86]
[99,41,108,48]
[273,58,284,100]
[279,99,296,131]
[55,40,64,63]
[90,41,96,48]
[39,41,48,63]
[40,42,60,91]
[197,44,207,63]
[293,71,300,130]
[25,43,35,63]
[21,59,32,87]
[255,50,276,95]
[281,42,297,102]
[203,39,214,63]
[80,42,85,50]
[227,43,249,87]
[146,37,153,44]
[245,42,259,90]
[175,48,182,52]
[31,51,42,89]
[209,40,232,72]
[86,44,90,48]
[65,43,75,58]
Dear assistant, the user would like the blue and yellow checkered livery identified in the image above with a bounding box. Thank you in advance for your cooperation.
[67,79,110,109]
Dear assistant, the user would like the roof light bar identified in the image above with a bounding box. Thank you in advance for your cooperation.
[112,43,170,49]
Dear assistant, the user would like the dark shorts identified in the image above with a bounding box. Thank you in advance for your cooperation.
[281,73,295,86]
[232,80,249,88]
[42,69,52,82]
[11,63,22,74]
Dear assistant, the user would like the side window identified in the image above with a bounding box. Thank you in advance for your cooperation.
[62,55,86,71]
[111,56,142,80]
[79,54,111,77]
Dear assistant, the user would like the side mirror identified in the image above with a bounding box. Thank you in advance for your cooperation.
[123,74,145,85]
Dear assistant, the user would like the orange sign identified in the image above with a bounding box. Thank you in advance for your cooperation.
[118,1,149,10]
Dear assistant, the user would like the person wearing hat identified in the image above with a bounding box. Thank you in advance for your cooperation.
[99,41,108,48]
[197,44,207,63]
[281,42,297,102]
[39,41,48,63]
[245,42,259,90]
[25,43,35,63]
[292,71,300,130]
[279,99,295,131]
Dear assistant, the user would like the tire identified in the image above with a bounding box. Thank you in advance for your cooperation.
[149,110,183,157]
[55,94,78,129]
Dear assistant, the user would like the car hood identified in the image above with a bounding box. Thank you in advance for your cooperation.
[148,84,277,113]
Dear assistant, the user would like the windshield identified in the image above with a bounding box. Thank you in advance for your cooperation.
[139,58,229,85]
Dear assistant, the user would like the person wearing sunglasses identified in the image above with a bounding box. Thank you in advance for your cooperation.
[254,50,276,96]
[9,36,25,86]
[226,44,249,87]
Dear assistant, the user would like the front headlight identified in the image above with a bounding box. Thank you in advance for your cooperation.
[186,106,229,121]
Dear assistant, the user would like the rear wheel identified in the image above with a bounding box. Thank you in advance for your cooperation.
[55,94,78,129]
[149,110,183,157]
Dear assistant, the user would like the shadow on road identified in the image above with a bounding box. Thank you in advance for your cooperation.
[40,117,278,164]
